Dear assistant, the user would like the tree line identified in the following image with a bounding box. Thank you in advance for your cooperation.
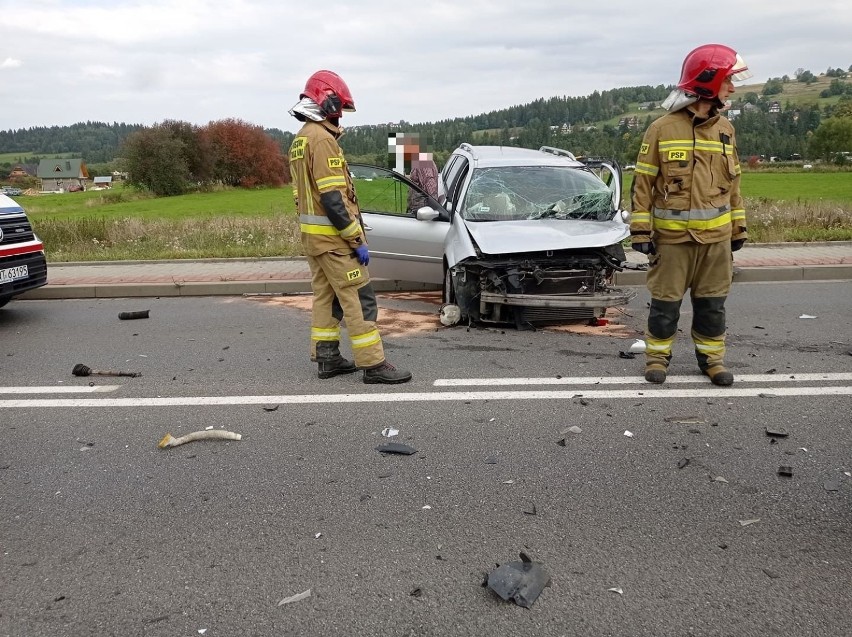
[2,71,851,195]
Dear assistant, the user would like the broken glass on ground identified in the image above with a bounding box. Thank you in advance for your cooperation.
[486,552,551,609]
[381,427,399,438]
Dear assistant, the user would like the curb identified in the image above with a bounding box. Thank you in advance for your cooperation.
[19,264,852,300]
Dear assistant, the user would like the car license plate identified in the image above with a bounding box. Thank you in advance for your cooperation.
[0,264,28,283]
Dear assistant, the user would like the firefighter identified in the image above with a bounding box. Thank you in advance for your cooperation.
[288,70,412,384]
[630,44,752,386]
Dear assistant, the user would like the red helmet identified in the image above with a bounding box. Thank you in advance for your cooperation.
[300,70,356,119]
[677,44,752,99]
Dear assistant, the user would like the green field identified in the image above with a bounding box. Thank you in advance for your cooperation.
[18,170,852,262]
[623,171,852,204]
[0,151,74,165]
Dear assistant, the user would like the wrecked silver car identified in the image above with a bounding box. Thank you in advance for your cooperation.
[351,144,634,328]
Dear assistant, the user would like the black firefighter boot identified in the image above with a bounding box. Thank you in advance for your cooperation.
[363,361,413,384]
[316,341,357,379]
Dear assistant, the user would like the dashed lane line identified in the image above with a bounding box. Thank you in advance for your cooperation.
[433,372,852,387]
[0,385,850,409]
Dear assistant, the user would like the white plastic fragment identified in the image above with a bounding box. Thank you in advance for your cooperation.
[624,430,634,438]
[739,518,761,527]
[714,476,729,483]
[628,339,646,354]
[845,472,851,478]
[278,588,312,607]
[381,427,399,437]
[314,533,322,539]
[798,448,808,453]
[798,314,817,319]
[198,630,207,635]
[608,587,624,595]
[422,505,432,510]
[205,426,214,430]
[567,426,583,434]
[158,430,242,448]
[502,480,515,485]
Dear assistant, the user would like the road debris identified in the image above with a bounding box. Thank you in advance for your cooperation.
[608,587,624,595]
[765,427,789,438]
[262,404,279,412]
[677,458,690,469]
[762,569,781,579]
[118,310,150,320]
[523,503,537,516]
[624,430,634,438]
[557,438,568,447]
[628,339,646,354]
[665,416,704,424]
[72,363,140,378]
[562,425,583,435]
[375,442,417,455]
[486,552,551,609]
[277,589,311,606]
[798,314,817,319]
[158,430,242,448]
[713,476,729,484]
[381,427,399,438]
[739,518,760,526]
[410,587,423,597]
[618,351,636,359]
[777,466,794,477]
[823,478,841,492]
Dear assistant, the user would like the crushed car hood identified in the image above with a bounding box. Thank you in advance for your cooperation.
[462,219,629,255]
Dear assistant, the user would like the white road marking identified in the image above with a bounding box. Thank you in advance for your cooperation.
[0,385,121,394]
[434,373,852,387]
[0,385,850,408]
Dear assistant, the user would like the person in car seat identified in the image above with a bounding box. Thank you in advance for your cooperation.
[630,44,751,387]
[288,70,412,384]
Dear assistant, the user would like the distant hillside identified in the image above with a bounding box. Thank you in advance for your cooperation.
[1,69,849,169]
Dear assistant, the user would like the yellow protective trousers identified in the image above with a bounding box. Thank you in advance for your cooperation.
[644,240,733,371]
[307,250,385,369]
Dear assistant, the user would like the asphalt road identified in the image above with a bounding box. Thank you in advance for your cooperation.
[1,281,850,637]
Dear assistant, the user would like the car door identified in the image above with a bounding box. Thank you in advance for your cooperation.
[349,164,449,284]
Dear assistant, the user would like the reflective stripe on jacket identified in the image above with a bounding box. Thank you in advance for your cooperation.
[630,108,747,245]
[289,120,366,256]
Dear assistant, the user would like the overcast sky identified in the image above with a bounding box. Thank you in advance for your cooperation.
[2,0,851,135]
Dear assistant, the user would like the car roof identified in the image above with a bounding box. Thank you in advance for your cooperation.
[454,144,585,168]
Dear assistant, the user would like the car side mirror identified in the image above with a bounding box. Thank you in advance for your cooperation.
[416,207,440,221]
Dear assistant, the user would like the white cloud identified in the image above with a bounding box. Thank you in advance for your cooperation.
[1,0,851,133]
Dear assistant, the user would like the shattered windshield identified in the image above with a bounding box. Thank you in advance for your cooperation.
[461,166,615,222]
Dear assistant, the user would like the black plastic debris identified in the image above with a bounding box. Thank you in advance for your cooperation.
[765,427,789,438]
[487,552,551,609]
[118,310,150,320]
[375,443,418,455]
[762,569,781,579]
[484,457,498,465]
[557,438,568,447]
[677,458,690,469]
[523,503,537,516]
[618,351,636,359]
[409,587,423,598]
[262,405,279,412]
[777,466,794,477]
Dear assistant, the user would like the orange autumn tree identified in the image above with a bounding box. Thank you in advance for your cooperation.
[204,118,289,188]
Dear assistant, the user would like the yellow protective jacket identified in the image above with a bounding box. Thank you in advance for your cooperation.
[289,120,367,256]
[630,108,747,245]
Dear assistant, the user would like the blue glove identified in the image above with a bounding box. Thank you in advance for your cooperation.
[731,238,746,252]
[354,245,370,266]
[633,242,656,255]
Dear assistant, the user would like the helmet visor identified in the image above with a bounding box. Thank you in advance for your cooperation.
[728,54,752,83]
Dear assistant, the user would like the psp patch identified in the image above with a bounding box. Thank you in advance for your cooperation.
[328,157,344,169]
[346,268,361,282]
[667,150,688,161]
[639,143,649,155]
